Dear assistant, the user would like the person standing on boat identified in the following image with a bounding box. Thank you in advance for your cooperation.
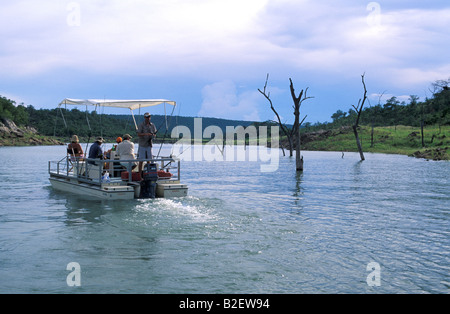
[137,112,157,174]
[88,137,104,165]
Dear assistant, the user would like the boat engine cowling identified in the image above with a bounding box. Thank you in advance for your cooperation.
[140,163,158,199]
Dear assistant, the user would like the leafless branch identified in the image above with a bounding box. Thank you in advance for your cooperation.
[355,73,367,127]
[352,73,367,161]
[258,73,290,137]
[300,115,308,126]
[377,90,387,106]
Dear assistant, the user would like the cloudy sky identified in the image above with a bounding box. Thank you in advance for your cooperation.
[1,0,449,123]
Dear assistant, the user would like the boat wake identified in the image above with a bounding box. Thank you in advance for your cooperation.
[135,196,219,223]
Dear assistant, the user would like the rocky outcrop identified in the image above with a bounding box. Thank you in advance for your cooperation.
[0,118,26,137]
[0,118,64,146]
[410,147,449,161]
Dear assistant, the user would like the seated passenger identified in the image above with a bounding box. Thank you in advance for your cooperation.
[105,136,124,174]
[88,137,104,165]
[117,134,137,170]
[67,135,84,160]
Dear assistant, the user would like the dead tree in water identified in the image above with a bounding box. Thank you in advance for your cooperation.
[289,78,311,171]
[352,74,368,161]
[259,74,294,157]
[258,74,312,171]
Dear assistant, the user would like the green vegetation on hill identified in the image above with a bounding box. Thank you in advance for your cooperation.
[298,125,449,160]
[1,79,449,159]
[0,96,28,125]
[289,79,450,160]
[1,96,257,143]
[307,81,450,131]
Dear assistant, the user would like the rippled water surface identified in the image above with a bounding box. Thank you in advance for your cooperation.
[0,145,449,293]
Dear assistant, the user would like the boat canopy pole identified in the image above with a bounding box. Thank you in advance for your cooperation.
[130,108,138,130]
[58,103,68,129]
[53,106,60,136]
[164,103,168,130]
[85,105,92,131]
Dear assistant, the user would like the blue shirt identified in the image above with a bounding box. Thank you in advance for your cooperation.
[88,141,103,164]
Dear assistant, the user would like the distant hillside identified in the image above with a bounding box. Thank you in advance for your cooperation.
[0,95,280,144]
[23,104,264,142]
[112,114,257,136]
[1,78,448,152]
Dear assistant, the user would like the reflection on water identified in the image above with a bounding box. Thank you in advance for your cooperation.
[0,146,449,293]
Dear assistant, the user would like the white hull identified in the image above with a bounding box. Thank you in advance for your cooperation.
[156,182,188,198]
[50,177,188,200]
[49,176,136,200]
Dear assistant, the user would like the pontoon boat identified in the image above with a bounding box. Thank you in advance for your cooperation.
[48,99,188,200]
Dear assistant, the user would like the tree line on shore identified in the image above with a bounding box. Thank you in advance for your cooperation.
[0,97,256,141]
[305,79,449,132]
[1,79,449,142]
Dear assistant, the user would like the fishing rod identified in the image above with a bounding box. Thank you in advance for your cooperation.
[83,104,92,157]
[156,102,177,158]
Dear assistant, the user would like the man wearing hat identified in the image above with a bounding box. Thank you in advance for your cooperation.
[137,112,157,173]
[117,134,137,169]
[88,137,104,165]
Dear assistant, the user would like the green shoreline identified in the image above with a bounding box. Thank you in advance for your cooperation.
[297,125,449,161]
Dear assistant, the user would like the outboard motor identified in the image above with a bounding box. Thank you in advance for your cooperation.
[140,163,158,199]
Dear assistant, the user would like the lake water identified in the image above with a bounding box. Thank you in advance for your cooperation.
[0,145,448,294]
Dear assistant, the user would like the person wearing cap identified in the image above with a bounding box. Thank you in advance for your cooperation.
[137,112,157,173]
[88,137,104,165]
[117,134,137,170]
[67,135,84,159]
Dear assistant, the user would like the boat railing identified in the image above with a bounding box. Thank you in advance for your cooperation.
[49,156,181,186]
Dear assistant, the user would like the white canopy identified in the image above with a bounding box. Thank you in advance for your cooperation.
[59,98,176,111]
[58,98,176,130]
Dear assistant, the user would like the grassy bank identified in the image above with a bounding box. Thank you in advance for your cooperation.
[300,125,449,160]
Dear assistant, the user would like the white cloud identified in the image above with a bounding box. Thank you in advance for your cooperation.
[0,0,270,76]
[198,80,261,121]
[1,0,448,84]
[253,2,450,86]
[0,0,449,121]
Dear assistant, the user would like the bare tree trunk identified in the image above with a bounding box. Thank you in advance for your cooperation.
[289,79,311,172]
[352,74,368,161]
[292,82,302,171]
[296,134,302,170]
[259,74,312,172]
[353,125,365,160]
[258,74,294,157]
[286,136,293,157]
